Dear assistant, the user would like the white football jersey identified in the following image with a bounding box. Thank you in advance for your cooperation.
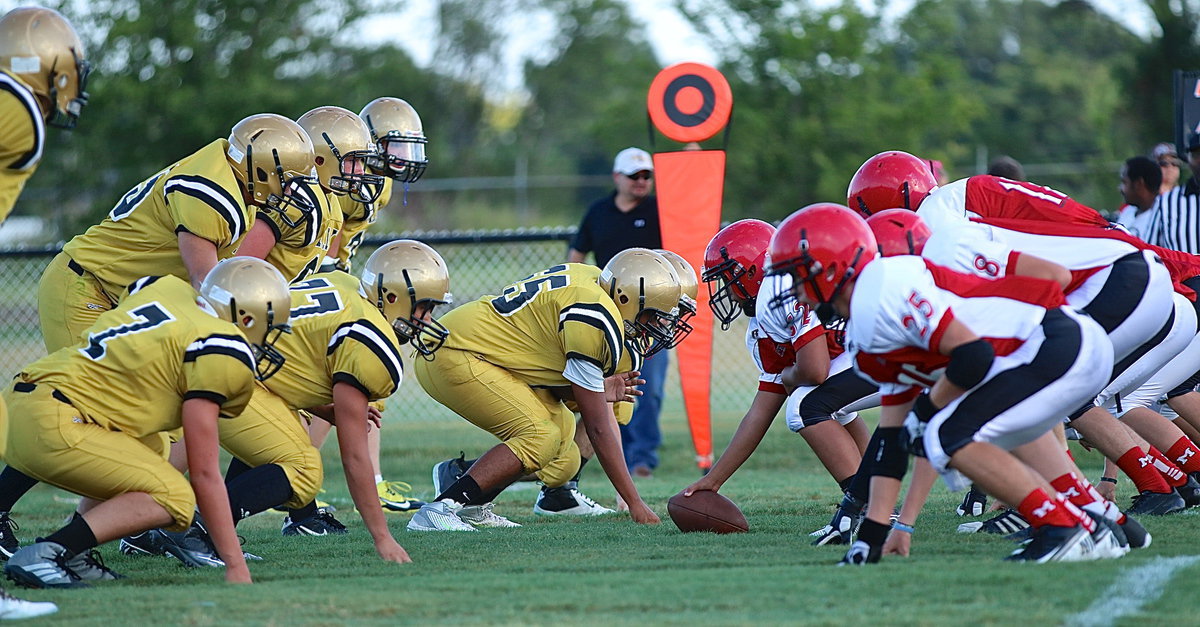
[744,317,787,394]
[848,256,1064,404]
[755,273,823,350]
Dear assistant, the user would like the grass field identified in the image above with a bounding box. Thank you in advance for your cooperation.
[8,405,1200,626]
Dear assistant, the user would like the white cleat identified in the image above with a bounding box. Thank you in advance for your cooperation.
[406,500,478,532]
[533,483,615,516]
[459,503,522,528]
[0,588,57,620]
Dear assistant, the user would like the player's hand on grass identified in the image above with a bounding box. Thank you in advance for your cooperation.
[225,563,253,584]
[883,529,911,557]
[615,491,629,512]
[629,500,661,524]
[1095,480,1116,502]
[682,475,721,497]
[604,371,644,403]
[375,538,413,564]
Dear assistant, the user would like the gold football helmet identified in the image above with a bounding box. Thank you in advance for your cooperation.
[296,106,385,204]
[199,257,293,380]
[0,7,89,128]
[359,97,428,183]
[360,239,452,357]
[655,249,698,348]
[599,248,683,357]
[227,113,319,228]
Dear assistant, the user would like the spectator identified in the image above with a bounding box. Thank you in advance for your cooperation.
[568,147,664,478]
[1147,132,1200,253]
[1152,142,1183,193]
[987,155,1025,181]
[927,159,949,185]
[1117,155,1162,240]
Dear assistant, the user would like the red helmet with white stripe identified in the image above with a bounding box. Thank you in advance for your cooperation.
[866,209,931,257]
[767,203,876,323]
[847,150,938,217]
[702,219,775,329]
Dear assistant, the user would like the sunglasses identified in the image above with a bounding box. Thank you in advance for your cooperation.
[1159,158,1179,167]
[626,171,653,181]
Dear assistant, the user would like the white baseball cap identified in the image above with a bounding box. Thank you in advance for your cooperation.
[613,147,654,175]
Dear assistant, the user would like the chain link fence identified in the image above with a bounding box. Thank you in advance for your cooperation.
[0,229,760,424]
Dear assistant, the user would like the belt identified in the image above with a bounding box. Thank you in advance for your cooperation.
[67,258,86,276]
[13,382,72,405]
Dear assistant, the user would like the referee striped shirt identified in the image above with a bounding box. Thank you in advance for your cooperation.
[1148,179,1200,253]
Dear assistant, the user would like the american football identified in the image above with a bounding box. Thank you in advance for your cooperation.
[667,490,749,534]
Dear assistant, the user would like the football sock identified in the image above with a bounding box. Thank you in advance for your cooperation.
[1018,488,1082,529]
[838,475,854,493]
[1116,447,1173,493]
[437,474,485,506]
[1050,473,1098,508]
[857,518,890,547]
[1166,436,1200,473]
[288,501,319,522]
[0,466,39,512]
[374,474,384,485]
[570,457,590,483]
[1147,447,1187,487]
[226,463,293,523]
[224,457,252,483]
[844,429,883,503]
[44,512,97,557]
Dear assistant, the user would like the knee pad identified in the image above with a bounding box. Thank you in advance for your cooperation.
[872,427,909,480]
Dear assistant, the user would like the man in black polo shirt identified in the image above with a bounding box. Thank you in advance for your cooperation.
[538,147,664,515]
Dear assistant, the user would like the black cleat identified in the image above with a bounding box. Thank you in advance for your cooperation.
[159,523,224,568]
[119,531,168,557]
[0,512,19,560]
[431,452,472,496]
[282,509,348,536]
[1128,490,1186,516]
[956,486,989,517]
[1177,474,1200,508]
[958,507,1030,537]
[1118,513,1151,549]
[1004,524,1093,563]
[1083,510,1128,559]
[811,493,864,546]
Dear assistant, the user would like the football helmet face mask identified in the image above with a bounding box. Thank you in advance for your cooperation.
[360,240,452,358]
[296,106,386,204]
[655,249,698,349]
[227,114,320,228]
[0,7,89,129]
[599,248,684,358]
[767,203,876,326]
[866,209,931,257]
[847,150,938,218]
[199,257,293,381]
[360,97,428,183]
[702,219,775,329]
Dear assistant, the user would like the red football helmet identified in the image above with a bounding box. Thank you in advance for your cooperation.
[846,150,938,217]
[866,209,931,257]
[767,203,876,323]
[702,219,776,329]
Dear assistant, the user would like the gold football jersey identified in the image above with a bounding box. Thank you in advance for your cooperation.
[63,139,254,301]
[15,275,257,438]
[441,263,625,388]
[0,70,43,222]
[263,270,404,410]
[336,178,388,269]
[260,181,340,283]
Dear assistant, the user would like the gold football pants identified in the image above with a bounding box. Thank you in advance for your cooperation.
[219,384,323,510]
[37,252,115,353]
[415,348,580,487]
[0,382,194,531]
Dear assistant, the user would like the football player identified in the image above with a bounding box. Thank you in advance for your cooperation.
[407,249,682,531]
[684,221,882,545]
[0,6,89,221]
[0,258,291,588]
[770,204,1117,564]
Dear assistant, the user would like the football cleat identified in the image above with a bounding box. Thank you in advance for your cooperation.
[0,513,19,560]
[377,480,426,512]
[957,507,1029,536]
[1119,513,1151,549]
[158,521,224,568]
[119,531,168,557]
[459,503,521,528]
[431,453,471,496]
[0,587,57,619]
[811,493,865,546]
[1128,490,1186,516]
[1084,511,1128,560]
[4,542,86,589]
[282,509,348,536]
[1004,524,1094,563]
[406,500,478,532]
[1176,474,1200,508]
[533,482,614,516]
[836,540,881,566]
[66,549,124,581]
[956,486,988,517]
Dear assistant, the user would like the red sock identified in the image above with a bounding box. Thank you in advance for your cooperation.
[1166,436,1200,474]
[1117,447,1173,493]
[1148,446,1187,487]
[1065,448,1075,462]
[1018,488,1085,529]
[1051,472,1099,509]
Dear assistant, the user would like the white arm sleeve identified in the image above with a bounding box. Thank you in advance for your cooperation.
[564,357,606,393]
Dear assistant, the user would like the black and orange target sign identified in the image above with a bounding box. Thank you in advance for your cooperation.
[647,62,733,143]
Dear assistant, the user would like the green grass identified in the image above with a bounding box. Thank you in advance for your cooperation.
[8,406,1200,625]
